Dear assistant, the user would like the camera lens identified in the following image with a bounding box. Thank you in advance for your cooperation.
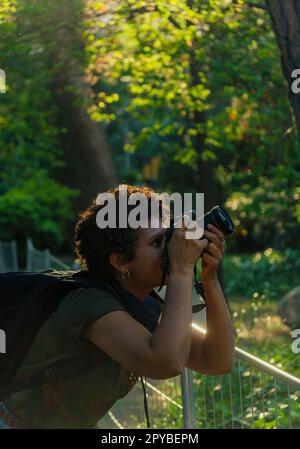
[208,206,234,235]
[161,206,235,274]
[191,205,234,237]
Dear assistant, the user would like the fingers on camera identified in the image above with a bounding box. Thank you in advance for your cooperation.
[204,228,223,243]
[204,230,225,253]
[205,242,222,261]
[195,238,208,252]
[207,224,224,240]
[202,252,219,267]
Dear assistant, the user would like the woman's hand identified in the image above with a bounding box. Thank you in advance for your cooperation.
[201,224,225,283]
[168,215,209,274]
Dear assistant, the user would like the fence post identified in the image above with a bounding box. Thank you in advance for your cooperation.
[0,241,3,272]
[26,238,33,271]
[12,239,18,271]
[44,248,50,269]
[181,368,197,429]
[0,329,6,354]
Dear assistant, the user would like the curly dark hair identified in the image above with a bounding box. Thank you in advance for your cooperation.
[74,184,168,281]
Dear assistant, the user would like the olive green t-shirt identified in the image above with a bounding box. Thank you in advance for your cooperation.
[4,286,142,429]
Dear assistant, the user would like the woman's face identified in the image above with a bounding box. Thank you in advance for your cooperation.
[128,217,167,290]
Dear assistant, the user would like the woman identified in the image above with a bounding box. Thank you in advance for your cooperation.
[1,184,235,429]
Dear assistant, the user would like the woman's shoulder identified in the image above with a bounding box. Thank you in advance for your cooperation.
[57,285,126,324]
[54,285,126,347]
[61,285,120,303]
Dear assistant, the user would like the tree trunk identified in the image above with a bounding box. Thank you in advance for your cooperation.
[189,51,217,211]
[265,0,300,138]
[50,3,118,214]
[53,71,118,213]
[47,0,118,249]
[18,0,119,213]
[187,0,226,297]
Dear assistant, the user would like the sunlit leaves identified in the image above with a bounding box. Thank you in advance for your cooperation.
[0,0,80,246]
[0,0,16,23]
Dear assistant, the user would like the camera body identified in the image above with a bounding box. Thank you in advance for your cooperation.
[162,205,234,271]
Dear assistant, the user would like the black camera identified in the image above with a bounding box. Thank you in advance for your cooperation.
[161,205,234,271]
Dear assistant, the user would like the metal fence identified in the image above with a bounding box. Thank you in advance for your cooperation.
[98,375,184,429]
[1,239,299,429]
[0,238,72,272]
[99,326,300,429]
[0,240,18,272]
[191,324,300,429]
[26,238,71,271]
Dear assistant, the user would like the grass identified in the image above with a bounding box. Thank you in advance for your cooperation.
[229,295,300,378]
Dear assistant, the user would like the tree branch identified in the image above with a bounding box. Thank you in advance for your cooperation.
[247,2,267,10]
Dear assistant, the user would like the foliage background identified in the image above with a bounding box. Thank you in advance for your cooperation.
[0,0,299,379]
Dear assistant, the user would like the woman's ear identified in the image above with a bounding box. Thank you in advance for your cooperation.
[109,252,129,274]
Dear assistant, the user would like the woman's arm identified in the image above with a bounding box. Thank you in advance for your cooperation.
[186,224,235,374]
[82,217,209,379]
[81,269,204,380]
[186,279,235,374]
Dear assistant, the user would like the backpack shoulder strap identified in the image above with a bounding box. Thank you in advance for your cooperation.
[1,270,121,398]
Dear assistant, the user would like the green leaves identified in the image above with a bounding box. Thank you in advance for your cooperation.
[0,174,77,248]
[223,248,300,300]
[1,0,299,253]
[0,0,80,248]
[82,0,299,212]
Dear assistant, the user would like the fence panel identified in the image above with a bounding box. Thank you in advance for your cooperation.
[192,324,300,429]
[0,240,18,272]
[26,238,71,271]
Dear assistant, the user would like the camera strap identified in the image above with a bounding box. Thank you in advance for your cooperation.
[193,264,207,313]
[158,252,207,313]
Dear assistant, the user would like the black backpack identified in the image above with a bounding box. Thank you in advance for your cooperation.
[0,269,164,401]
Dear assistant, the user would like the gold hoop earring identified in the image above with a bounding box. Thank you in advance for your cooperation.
[122,269,131,281]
